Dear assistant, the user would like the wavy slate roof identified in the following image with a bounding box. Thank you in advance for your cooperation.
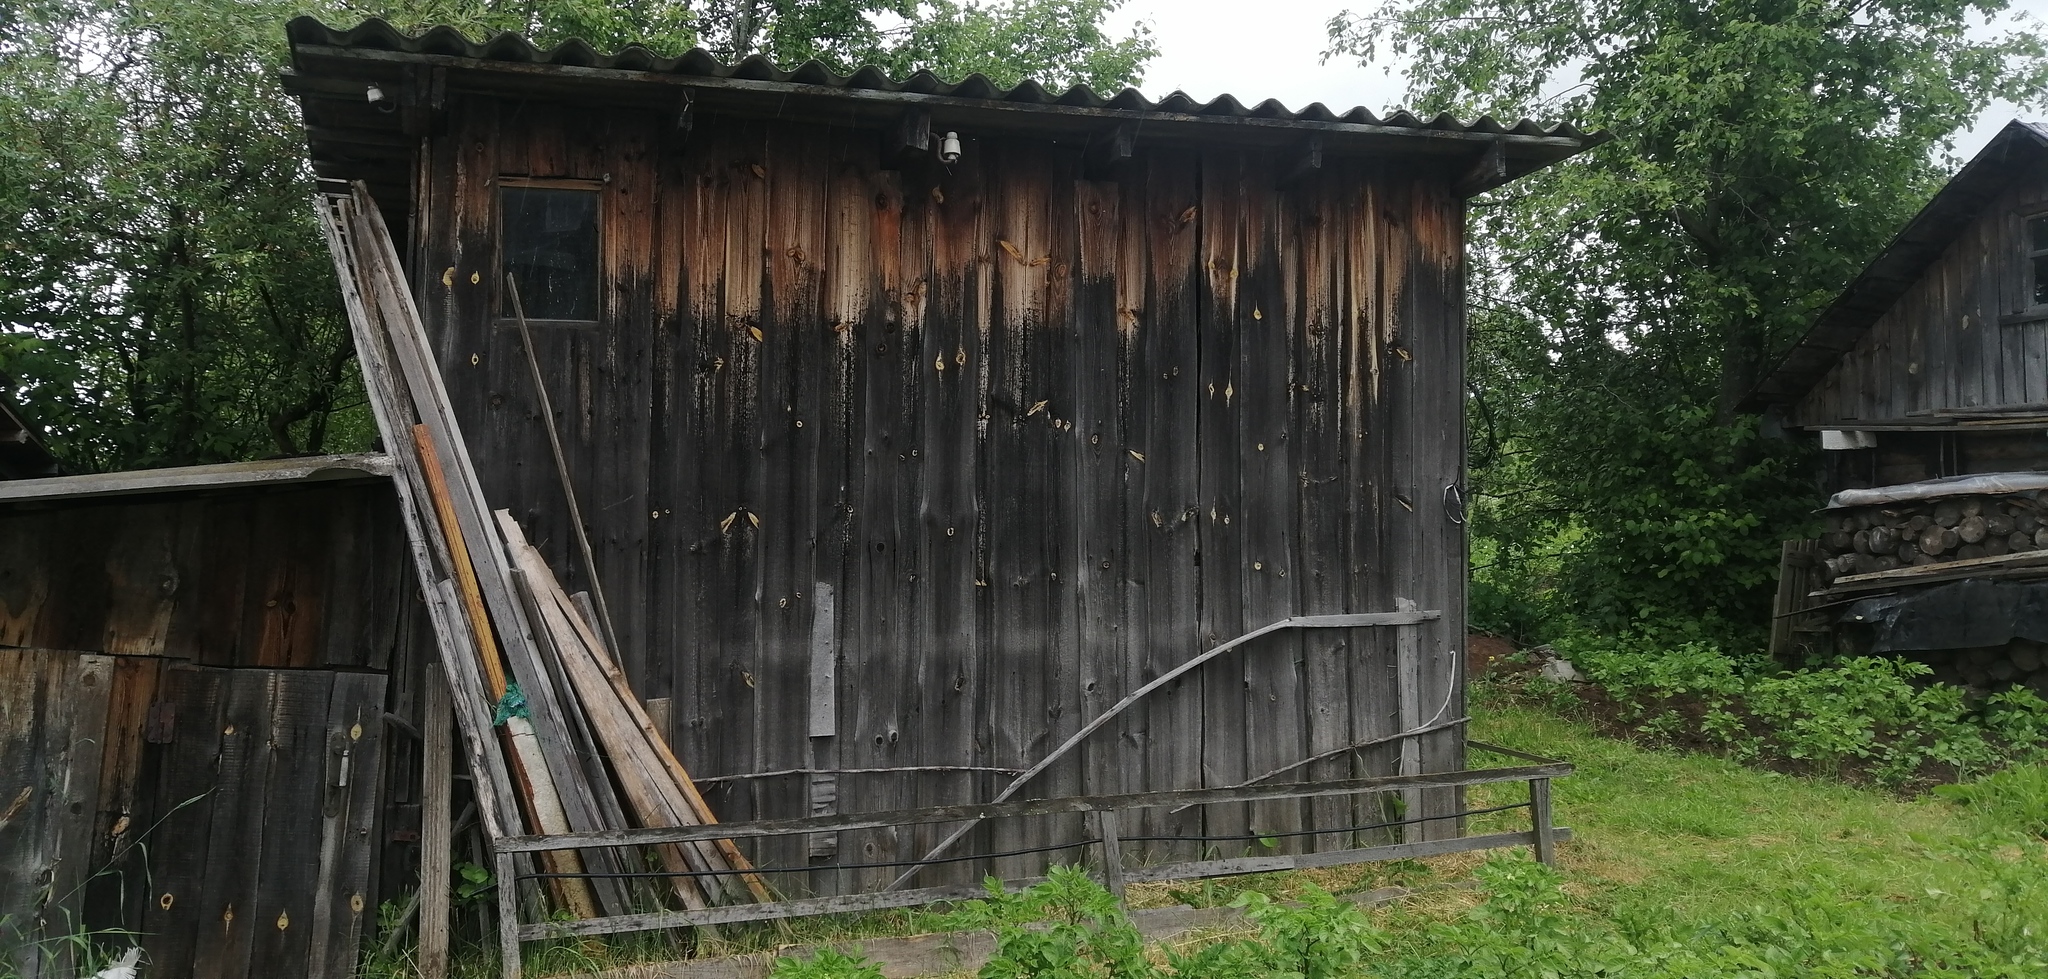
[1744,120,2048,413]
[285,17,1594,143]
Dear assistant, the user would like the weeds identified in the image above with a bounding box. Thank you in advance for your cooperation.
[1542,635,2048,785]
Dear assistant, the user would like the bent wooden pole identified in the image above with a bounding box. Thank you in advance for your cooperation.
[884,610,1440,890]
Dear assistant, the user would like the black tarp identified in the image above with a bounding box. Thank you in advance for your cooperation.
[1844,579,2048,652]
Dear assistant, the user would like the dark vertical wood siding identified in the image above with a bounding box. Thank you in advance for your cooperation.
[416,96,1470,885]
[0,482,419,669]
[1795,171,2048,426]
[0,649,385,979]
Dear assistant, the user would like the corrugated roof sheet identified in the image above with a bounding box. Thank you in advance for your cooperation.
[286,16,1594,142]
[1744,120,2048,413]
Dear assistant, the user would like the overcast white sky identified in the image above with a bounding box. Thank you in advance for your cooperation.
[1103,0,2047,159]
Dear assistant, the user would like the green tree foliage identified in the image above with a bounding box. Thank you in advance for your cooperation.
[0,0,1153,471]
[1330,0,2048,639]
[1,0,371,469]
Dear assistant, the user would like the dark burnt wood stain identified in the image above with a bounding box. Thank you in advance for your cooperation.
[415,96,1472,891]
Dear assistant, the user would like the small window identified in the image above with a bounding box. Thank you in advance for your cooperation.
[500,181,600,324]
[2031,214,2048,308]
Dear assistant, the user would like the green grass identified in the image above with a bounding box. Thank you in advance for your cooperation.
[402,683,2044,976]
[1462,691,2008,932]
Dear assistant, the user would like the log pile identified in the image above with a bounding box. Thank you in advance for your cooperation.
[1920,640,2048,696]
[1814,495,2048,586]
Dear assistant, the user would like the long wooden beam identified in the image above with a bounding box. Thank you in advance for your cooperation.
[514,828,1573,941]
[497,761,1570,853]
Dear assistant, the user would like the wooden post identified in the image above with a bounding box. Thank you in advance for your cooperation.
[420,665,454,979]
[1394,599,1422,844]
[1529,778,1555,867]
[496,848,521,979]
[1092,810,1127,902]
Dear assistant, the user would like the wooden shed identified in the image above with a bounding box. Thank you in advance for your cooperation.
[1746,120,2048,485]
[283,16,1599,887]
[0,455,428,979]
[1747,120,2048,665]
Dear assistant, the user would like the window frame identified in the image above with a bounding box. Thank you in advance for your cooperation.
[2027,210,2048,312]
[494,175,606,330]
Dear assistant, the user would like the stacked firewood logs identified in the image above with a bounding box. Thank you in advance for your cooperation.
[1921,640,2048,695]
[1816,496,2048,585]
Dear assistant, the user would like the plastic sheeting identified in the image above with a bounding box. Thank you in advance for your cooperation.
[1843,579,2048,652]
[1826,471,2048,509]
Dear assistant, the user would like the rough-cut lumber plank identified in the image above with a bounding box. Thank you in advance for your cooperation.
[984,137,1059,882]
[1130,149,1206,860]
[247,671,335,979]
[315,193,519,841]
[134,664,229,977]
[1530,779,1556,866]
[1196,147,1252,852]
[0,651,112,979]
[1092,809,1126,899]
[807,583,839,739]
[351,187,615,873]
[500,515,751,906]
[189,670,281,978]
[1233,151,1307,852]
[412,425,510,698]
[1395,601,1423,844]
[0,454,392,503]
[915,133,989,887]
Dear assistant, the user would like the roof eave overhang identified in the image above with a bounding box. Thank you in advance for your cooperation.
[287,42,1603,199]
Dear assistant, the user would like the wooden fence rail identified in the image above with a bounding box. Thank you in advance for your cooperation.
[495,753,1571,971]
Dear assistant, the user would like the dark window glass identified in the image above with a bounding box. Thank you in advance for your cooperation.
[501,186,599,322]
[2032,216,2048,307]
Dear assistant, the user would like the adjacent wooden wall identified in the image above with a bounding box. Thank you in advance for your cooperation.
[0,649,386,979]
[0,480,419,669]
[1796,171,2048,426]
[0,481,420,978]
[414,96,1469,886]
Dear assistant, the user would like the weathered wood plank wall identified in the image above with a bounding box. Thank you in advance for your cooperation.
[0,649,385,979]
[1796,170,2048,427]
[0,482,420,978]
[0,482,418,669]
[416,96,1469,886]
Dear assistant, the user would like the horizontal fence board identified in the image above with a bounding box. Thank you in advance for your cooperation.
[498,762,1570,852]
[518,828,1573,941]
[1121,828,1575,884]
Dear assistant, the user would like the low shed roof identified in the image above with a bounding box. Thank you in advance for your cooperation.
[285,17,1603,209]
